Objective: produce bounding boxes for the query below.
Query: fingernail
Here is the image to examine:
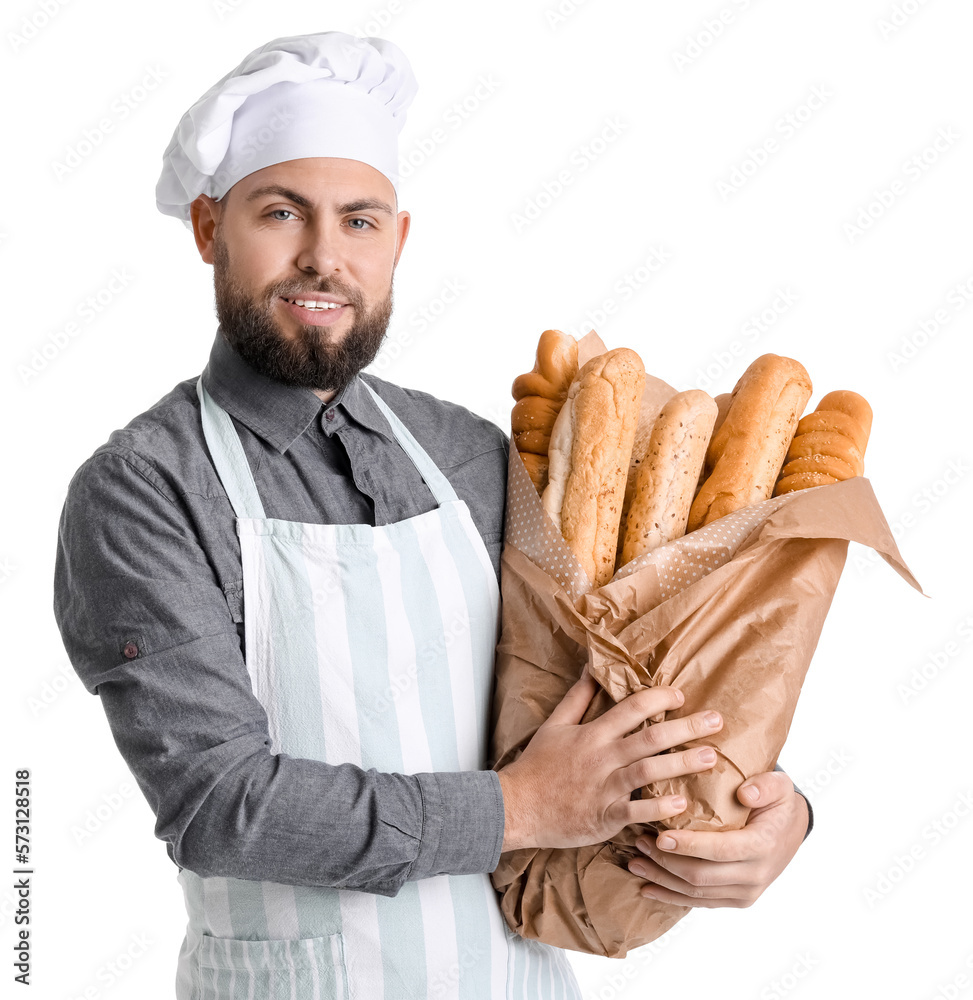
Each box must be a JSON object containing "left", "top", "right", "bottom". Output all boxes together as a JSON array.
[
  {"left": 658, "top": 835, "right": 676, "bottom": 850},
  {"left": 704, "top": 711, "right": 721, "bottom": 727},
  {"left": 671, "top": 796, "right": 686, "bottom": 810},
  {"left": 699, "top": 748, "right": 717, "bottom": 763},
  {"left": 742, "top": 784, "right": 760, "bottom": 804},
  {"left": 629, "top": 863, "right": 647, "bottom": 878},
  {"left": 641, "top": 887, "right": 657, "bottom": 899}
]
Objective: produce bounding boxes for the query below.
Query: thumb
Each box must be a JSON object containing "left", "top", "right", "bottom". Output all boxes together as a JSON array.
[
  {"left": 738, "top": 770, "right": 792, "bottom": 809},
  {"left": 542, "top": 666, "right": 598, "bottom": 728}
]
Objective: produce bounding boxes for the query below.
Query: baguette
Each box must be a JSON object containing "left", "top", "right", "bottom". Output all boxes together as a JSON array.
[
  {"left": 542, "top": 348, "right": 645, "bottom": 587},
  {"left": 687, "top": 354, "right": 812, "bottom": 530},
  {"left": 620, "top": 389, "right": 718, "bottom": 564}
]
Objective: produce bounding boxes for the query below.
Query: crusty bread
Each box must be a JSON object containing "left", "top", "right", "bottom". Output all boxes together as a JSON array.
[
  {"left": 511, "top": 330, "right": 579, "bottom": 492},
  {"left": 687, "top": 354, "right": 812, "bottom": 530},
  {"left": 774, "top": 389, "right": 872, "bottom": 495},
  {"left": 542, "top": 348, "right": 646, "bottom": 588},
  {"left": 620, "top": 389, "right": 718, "bottom": 564}
]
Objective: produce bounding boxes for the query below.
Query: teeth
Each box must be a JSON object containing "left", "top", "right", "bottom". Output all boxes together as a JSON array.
[{"left": 290, "top": 297, "right": 341, "bottom": 310}]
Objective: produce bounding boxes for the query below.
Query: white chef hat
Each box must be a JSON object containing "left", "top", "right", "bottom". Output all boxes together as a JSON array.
[{"left": 155, "top": 31, "right": 417, "bottom": 222}]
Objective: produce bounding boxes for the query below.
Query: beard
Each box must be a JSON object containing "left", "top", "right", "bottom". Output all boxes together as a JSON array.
[{"left": 212, "top": 230, "right": 393, "bottom": 393}]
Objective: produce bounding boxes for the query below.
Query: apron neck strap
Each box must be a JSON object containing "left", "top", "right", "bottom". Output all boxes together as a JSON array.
[
  {"left": 196, "top": 377, "right": 267, "bottom": 519},
  {"left": 359, "top": 380, "right": 458, "bottom": 506}
]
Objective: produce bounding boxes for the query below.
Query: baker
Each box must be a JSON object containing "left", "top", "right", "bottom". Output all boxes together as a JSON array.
[{"left": 53, "top": 31, "right": 812, "bottom": 999}]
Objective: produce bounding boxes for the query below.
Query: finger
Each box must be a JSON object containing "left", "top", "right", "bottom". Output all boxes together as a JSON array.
[
  {"left": 620, "top": 709, "right": 723, "bottom": 764},
  {"left": 633, "top": 833, "right": 752, "bottom": 888},
  {"left": 541, "top": 666, "right": 598, "bottom": 728},
  {"left": 635, "top": 826, "right": 754, "bottom": 864},
  {"left": 636, "top": 880, "right": 752, "bottom": 908},
  {"left": 736, "top": 769, "right": 793, "bottom": 810},
  {"left": 587, "top": 685, "right": 686, "bottom": 741},
  {"left": 609, "top": 744, "right": 718, "bottom": 801},
  {"left": 603, "top": 791, "right": 692, "bottom": 830},
  {"left": 628, "top": 848, "right": 748, "bottom": 899}
]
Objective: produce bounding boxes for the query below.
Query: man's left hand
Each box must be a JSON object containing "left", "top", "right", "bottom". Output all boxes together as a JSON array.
[{"left": 626, "top": 769, "right": 809, "bottom": 908}]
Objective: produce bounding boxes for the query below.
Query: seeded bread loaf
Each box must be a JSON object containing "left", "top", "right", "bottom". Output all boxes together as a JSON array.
[{"left": 542, "top": 348, "right": 646, "bottom": 587}]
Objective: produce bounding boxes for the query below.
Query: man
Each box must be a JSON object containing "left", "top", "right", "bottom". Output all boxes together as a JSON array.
[{"left": 53, "top": 32, "right": 810, "bottom": 999}]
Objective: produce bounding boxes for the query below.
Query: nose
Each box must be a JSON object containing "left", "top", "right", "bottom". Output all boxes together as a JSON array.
[{"left": 296, "top": 220, "right": 342, "bottom": 274}]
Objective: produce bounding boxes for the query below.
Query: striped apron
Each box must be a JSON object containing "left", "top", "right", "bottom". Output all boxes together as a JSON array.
[{"left": 175, "top": 376, "right": 581, "bottom": 999}]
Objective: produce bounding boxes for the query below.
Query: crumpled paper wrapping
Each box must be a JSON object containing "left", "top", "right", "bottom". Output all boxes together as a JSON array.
[{"left": 489, "top": 335, "right": 921, "bottom": 958}]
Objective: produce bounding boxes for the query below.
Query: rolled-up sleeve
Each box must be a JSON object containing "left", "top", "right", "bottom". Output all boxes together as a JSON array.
[{"left": 53, "top": 450, "right": 504, "bottom": 896}]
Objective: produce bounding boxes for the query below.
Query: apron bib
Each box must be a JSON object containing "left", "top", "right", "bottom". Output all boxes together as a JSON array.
[{"left": 175, "top": 377, "right": 580, "bottom": 999}]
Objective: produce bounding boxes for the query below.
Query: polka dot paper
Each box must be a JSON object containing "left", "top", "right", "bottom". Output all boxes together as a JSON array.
[
  {"left": 504, "top": 439, "right": 829, "bottom": 608},
  {"left": 505, "top": 443, "right": 592, "bottom": 603}
]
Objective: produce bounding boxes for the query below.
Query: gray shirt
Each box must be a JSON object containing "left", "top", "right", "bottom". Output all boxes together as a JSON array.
[{"left": 53, "top": 329, "right": 510, "bottom": 896}]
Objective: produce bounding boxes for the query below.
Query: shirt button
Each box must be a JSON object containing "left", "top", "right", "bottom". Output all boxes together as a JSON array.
[
  {"left": 325, "top": 409, "right": 335, "bottom": 422},
  {"left": 122, "top": 642, "right": 139, "bottom": 660}
]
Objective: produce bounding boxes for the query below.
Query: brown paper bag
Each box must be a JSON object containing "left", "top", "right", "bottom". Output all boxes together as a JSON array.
[{"left": 489, "top": 341, "right": 921, "bottom": 958}]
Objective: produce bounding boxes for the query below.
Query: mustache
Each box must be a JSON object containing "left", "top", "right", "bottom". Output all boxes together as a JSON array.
[{"left": 268, "top": 275, "right": 364, "bottom": 306}]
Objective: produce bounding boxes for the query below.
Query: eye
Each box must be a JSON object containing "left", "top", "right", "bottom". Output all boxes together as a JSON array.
[
  {"left": 267, "top": 208, "right": 297, "bottom": 222},
  {"left": 347, "top": 217, "right": 372, "bottom": 230}
]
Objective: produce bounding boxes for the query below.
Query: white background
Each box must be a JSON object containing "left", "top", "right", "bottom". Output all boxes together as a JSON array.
[{"left": 3, "top": 0, "right": 971, "bottom": 997}]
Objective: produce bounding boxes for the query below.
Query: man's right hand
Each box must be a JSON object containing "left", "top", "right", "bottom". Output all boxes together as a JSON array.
[{"left": 496, "top": 668, "right": 722, "bottom": 851}]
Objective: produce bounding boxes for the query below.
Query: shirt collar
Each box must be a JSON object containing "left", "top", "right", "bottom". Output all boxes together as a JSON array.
[{"left": 200, "top": 328, "right": 393, "bottom": 453}]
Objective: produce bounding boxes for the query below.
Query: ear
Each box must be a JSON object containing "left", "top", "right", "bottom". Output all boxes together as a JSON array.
[
  {"left": 392, "top": 209, "right": 410, "bottom": 271},
  {"left": 190, "top": 195, "right": 221, "bottom": 264}
]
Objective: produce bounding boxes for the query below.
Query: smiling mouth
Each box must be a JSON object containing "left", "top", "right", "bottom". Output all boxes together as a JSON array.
[{"left": 281, "top": 296, "right": 345, "bottom": 311}]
